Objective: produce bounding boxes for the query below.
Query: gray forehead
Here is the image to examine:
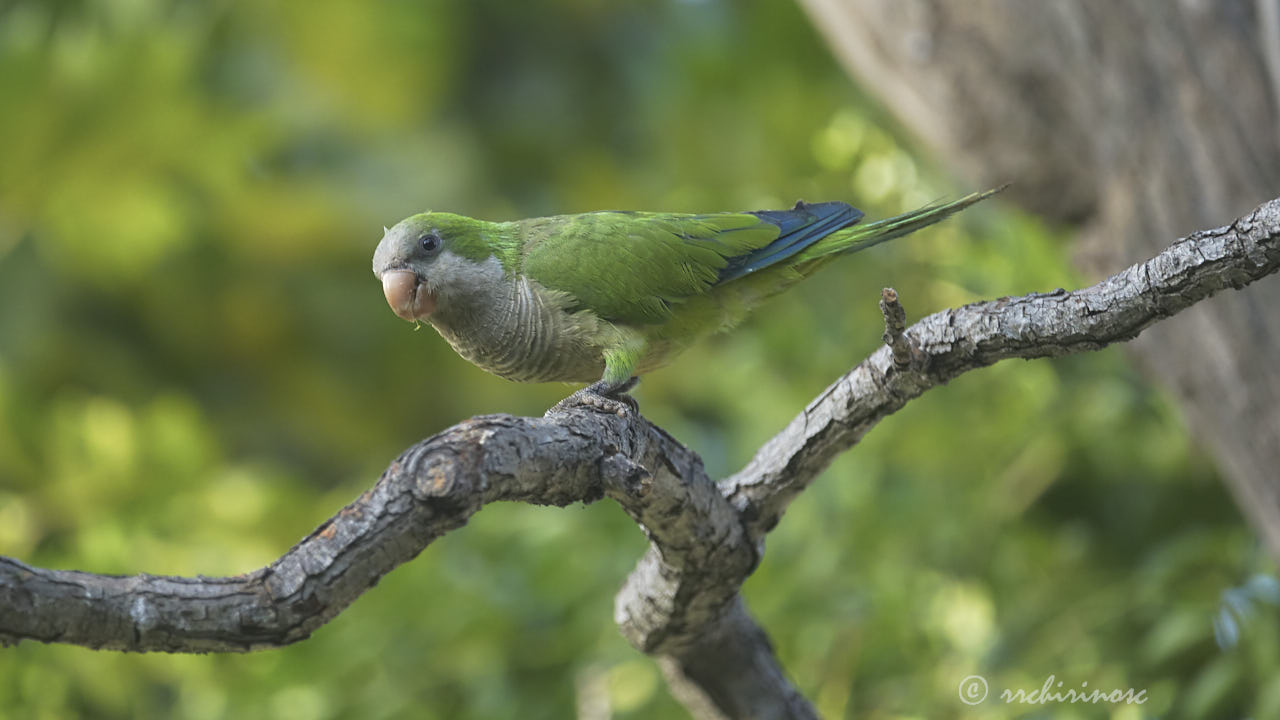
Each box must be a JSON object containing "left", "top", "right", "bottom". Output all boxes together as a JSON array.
[{"left": 372, "top": 225, "right": 416, "bottom": 274}]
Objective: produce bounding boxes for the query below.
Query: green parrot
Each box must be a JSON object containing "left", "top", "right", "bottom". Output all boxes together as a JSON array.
[{"left": 373, "top": 190, "right": 996, "bottom": 409}]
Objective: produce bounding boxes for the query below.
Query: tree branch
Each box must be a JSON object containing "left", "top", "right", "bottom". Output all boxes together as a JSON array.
[
  {"left": 721, "top": 197, "right": 1280, "bottom": 540},
  {"left": 879, "top": 286, "right": 914, "bottom": 371},
  {"left": 3, "top": 196, "right": 1279, "bottom": 719},
  {"left": 0, "top": 413, "right": 705, "bottom": 652}
]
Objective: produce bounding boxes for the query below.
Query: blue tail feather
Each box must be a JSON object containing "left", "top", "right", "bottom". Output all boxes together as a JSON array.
[{"left": 717, "top": 201, "right": 863, "bottom": 283}]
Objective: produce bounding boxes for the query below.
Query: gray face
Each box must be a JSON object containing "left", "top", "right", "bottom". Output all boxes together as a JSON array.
[
  {"left": 373, "top": 216, "right": 447, "bottom": 321},
  {"left": 372, "top": 215, "right": 442, "bottom": 279},
  {"left": 372, "top": 214, "right": 506, "bottom": 322}
]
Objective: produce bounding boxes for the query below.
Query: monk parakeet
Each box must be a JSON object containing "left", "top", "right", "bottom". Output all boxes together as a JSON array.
[{"left": 373, "top": 190, "right": 995, "bottom": 409}]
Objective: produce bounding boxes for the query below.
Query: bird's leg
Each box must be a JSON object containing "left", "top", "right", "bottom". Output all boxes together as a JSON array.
[{"left": 549, "top": 344, "right": 642, "bottom": 417}]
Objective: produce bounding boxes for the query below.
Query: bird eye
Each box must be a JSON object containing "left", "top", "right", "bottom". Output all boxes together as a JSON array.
[{"left": 419, "top": 232, "right": 442, "bottom": 253}]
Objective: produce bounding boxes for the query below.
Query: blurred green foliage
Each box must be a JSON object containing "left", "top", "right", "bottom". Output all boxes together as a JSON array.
[{"left": 0, "top": 0, "right": 1274, "bottom": 718}]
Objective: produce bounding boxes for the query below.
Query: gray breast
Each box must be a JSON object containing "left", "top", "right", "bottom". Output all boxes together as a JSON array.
[{"left": 427, "top": 257, "right": 605, "bottom": 384}]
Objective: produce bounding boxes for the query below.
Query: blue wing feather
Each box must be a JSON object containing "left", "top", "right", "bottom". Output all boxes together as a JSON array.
[{"left": 717, "top": 201, "right": 863, "bottom": 283}]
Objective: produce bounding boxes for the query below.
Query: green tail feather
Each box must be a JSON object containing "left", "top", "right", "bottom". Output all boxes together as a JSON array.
[{"left": 796, "top": 186, "right": 1004, "bottom": 263}]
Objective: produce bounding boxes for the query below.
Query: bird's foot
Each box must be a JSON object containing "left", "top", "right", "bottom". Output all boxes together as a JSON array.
[{"left": 549, "top": 377, "right": 639, "bottom": 418}]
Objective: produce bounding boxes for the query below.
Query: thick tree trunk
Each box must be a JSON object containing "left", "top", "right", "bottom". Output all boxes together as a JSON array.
[{"left": 800, "top": 0, "right": 1280, "bottom": 555}]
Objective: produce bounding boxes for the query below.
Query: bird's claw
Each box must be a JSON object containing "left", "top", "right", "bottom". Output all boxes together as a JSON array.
[{"left": 548, "top": 378, "right": 639, "bottom": 418}]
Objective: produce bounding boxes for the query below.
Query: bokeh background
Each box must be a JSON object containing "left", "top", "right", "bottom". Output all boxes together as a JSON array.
[{"left": 0, "top": 1, "right": 1276, "bottom": 718}]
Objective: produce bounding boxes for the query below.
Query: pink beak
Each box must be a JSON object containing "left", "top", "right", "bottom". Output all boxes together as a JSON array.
[{"left": 381, "top": 269, "right": 437, "bottom": 321}]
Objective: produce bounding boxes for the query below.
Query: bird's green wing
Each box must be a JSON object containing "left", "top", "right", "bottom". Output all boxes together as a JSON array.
[
  {"left": 518, "top": 211, "right": 774, "bottom": 324},
  {"left": 519, "top": 204, "right": 860, "bottom": 324}
]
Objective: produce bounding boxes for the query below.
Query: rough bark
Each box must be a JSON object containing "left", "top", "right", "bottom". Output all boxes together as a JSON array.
[
  {"left": 4, "top": 195, "right": 1279, "bottom": 718},
  {"left": 798, "top": 0, "right": 1280, "bottom": 556}
]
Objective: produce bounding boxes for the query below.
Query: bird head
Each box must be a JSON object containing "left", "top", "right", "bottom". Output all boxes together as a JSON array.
[{"left": 373, "top": 212, "right": 490, "bottom": 322}]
